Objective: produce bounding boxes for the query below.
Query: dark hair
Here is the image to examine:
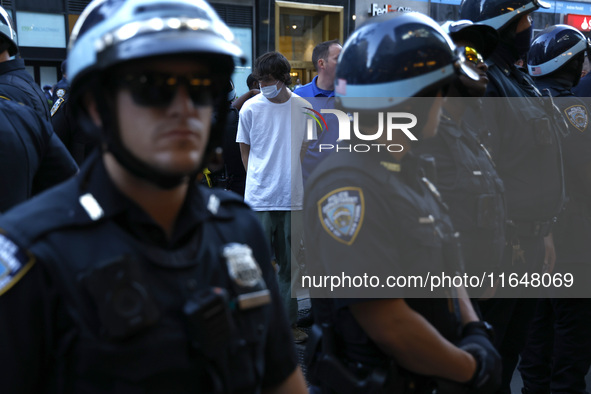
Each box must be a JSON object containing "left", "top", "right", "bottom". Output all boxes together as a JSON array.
[
  {"left": 253, "top": 51, "right": 291, "bottom": 85},
  {"left": 312, "top": 39, "right": 341, "bottom": 71},
  {"left": 246, "top": 73, "right": 257, "bottom": 90}
]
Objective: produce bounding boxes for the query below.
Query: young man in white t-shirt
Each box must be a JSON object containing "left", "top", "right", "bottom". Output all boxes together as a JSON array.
[{"left": 236, "top": 51, "right": 312, "bottom": 343}]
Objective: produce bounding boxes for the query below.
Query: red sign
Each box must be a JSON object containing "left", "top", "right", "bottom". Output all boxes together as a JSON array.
[{"left": 565, "top": 14, "right": 591, "bottom": 32}]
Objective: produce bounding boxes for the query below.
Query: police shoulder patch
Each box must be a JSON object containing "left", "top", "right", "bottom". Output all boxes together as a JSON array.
[
  {"left": 50, "top": 97, "right": 64, "bottom": 117},
  {"left": 318, "top": 187, "right": 365, "bottom": 245},
  {"left": 56, "top": 88, "right": 66, "bottom": 98},
  {"left": 564, "top": 105, "right": 588, "bottom": 132},
  {"left": 0, "top": 233, "right": 35, "bottom": 296}
]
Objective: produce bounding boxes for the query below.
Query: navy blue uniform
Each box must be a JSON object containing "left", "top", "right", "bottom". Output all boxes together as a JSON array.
[
  {"left": 0, "top": 58, "right": 51, "bottom": 121},
  {"left": 478, "top": 54, "right": 565, "bottom": 394},
  {"left": 51, "top": 77, "right": 69, "bottom": 104},
  {"left": 50, "top": 89, "right": 95, "bottom": 165},
  {"left": 0, "top": 99, "right": 77, "bottom": 212},
  {"left": 304, "top": 149, "right": 465, "bottom": 392},
  {"left": 519, "top": 78, "right": 591, "bottom": 394},
  {"left": 414, "top": 112, "right": 506, "bottom": 297},
  {"left": 0, "top": 154, "right": 297, "bottom": 393}
]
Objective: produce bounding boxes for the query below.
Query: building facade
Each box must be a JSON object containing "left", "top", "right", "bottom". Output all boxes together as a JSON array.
[{"left": 7, "top": 0, "right": 591, "bottom": 94}]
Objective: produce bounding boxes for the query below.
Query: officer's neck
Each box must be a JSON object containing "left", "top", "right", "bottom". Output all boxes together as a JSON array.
[{"left": 103, "top": 153, "right": 188, "bottom": 239}]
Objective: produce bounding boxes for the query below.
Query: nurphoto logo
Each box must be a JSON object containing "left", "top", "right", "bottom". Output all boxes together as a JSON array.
[{"left": 305, "top": 108, "right": 418, "bottom": 153}]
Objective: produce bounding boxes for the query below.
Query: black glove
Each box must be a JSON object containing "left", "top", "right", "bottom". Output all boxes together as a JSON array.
[{"left": 458, "top": 321, "right": 502, "bottom": 394}]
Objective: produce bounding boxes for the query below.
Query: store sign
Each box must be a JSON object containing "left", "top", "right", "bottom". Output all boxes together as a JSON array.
[
  {"left": 16, "top": 12, "right": 66, "bottom": 48},
  {"left": 565, "top": 14, "right": 591, "bottom": 32},
  {"left": 368, "top": 3, "right": 412, "bottom": 16}
]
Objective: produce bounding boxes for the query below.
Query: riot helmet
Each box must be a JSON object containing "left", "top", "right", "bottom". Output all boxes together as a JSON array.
[
  {"left": 335, "top": 12, "right": 478, "bottom": 112},
  {"left": 459, "top": 0, "right": 549, "bottom": 32},
  {"left": 0, "top": 6, "right": 17, "bottom": 56},
  {"left": 67, "top": 0, "right": 245, "bottom": 189},
  {"left": 527, "top": 25, "right": 590, "bottom": 81},
  {"left": 441, "top": 20, "right": 499, "bottom": 59}
]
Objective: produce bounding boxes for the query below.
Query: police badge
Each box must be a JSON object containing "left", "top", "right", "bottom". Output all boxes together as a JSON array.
[
  {"left": 223, "top": 243, "right": 263, "bottom": 288},
  {"left": 564, "top": 105, "right": 588, "bottom": 132},
  {"left": 222, "top": 243, "right": 270, "bottom": 309}
]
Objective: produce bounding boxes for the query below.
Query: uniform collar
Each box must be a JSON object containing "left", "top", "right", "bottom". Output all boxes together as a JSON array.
[
  {"left": 78, "top": 153, "right": 210, "bottom": 249},
  {"left": 0, "top": 58, "right": 25, "bottom": 75}
]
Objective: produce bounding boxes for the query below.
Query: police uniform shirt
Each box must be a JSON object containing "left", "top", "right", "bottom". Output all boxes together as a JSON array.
[
  {"left": 305, "top": 148, "right": 462, "bottom": 366},
  {"left": 482, "top": 55, "right": 564, "bottom": 224},
  {"left": 413, "top": 114, "right": 505, "bottom": 280},
  {"left": 0, "top": 99, "right": 77, "bottom": 212},
  {"left": 0, "top": 154, "right": 297, "bottom": 393},
  {"left": 0, "top": 58, "right": 51, "bottom": 121},
  {"left": 538, "top": 78, "right": 591, "bottom": 265}
]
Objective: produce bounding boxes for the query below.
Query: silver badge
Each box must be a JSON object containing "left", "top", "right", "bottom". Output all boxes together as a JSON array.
[{"left": 223, "top": 243, "right": 262, "bottom": 288}]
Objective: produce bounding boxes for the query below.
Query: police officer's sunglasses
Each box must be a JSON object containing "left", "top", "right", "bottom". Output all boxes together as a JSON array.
[
  {"left": 115, "top": 72, "right": 216, "bottom": 108},
  {"left": 462, "top": 46, "right": 484, "bottom": 66}
]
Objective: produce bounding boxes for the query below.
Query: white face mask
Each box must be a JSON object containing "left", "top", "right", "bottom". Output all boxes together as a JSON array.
[{"left": 259, "top": 81, "right": 282, "bottom": 99}]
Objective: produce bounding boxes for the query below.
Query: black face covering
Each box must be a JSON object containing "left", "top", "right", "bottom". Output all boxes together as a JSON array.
[
  {"left": 495, "top": 19, "right": 532, "bottom": 65},
  {"left": 514, "top": 25, "right": 533, "bottom": 60}
]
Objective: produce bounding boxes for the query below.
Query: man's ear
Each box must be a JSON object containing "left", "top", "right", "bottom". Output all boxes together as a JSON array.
[
  {"left": 317, "top": 58, "right": 325, "bottom": 70},
  {"left": 84, "top": 92, "right": 102, "bottom": 127}
]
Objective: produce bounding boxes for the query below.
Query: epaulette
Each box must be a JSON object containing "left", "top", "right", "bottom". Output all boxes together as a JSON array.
[{"left": 198, "top": 185, "right": 249, "bottom": 219}]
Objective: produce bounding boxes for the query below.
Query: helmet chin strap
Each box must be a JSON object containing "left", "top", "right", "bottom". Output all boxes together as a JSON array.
[
  {"left": 89, "top": 75, "right": 229, "bottom": 190},
  {"left": 94, "top": 91, "right": 197, "bottom": 190},
  {"left": 107, "top": 137, "right": 195, "bottom": 189}
]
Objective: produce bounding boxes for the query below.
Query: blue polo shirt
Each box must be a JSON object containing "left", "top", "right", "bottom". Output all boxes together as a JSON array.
[{"left": 293, "top": 76, "right": 335, "bottom": 98}]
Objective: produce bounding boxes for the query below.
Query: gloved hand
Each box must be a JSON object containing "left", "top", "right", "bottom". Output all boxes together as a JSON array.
[{"left": 458, "top": 322, "right": 502, "bottom": 394}]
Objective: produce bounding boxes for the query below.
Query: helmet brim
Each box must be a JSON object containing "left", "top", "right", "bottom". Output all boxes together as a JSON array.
[
  {"left": 450, "top": 24, "right": 499, "bottom": 59},
  {"left": 98, "top": 29, "right": 245, "bottom": 72}
]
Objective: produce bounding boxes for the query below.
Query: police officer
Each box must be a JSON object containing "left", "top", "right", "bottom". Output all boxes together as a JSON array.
[
  {"left": 0, "top": 6, "right": 51, "bottom": 121},
  {"left": 221, "top": 80, "right": 246, "bottom": 196},
  {"left": 460, "top": 0, "right": 566, "bottom": 391},
  {"left": 414, "top": 21, "right": 505, "bottom": 298},
  {"left": 0, "top": 0, "right": 306, "bottom": 392},
  {"left": 52, "top": 60, "right": 69, "bottom": 104},
  {"left": 0, "top": 98, "right": 77, "bottom": 212},
  {"left": 518, "top": 25, "right": 591, "bottom": 394},
  {"left": 304, "top": 12, "right": 501, "bottom": 394},
  {"left": 51, "top": 85, "right": 96, "bottom": 165}
]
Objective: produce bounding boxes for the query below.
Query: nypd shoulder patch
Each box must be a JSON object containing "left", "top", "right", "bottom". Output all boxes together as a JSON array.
[
  {"left": 50, "top": 97, "right": 65, "bottom": 117},
  {"left": 0, "top": 233, "right": 35, "bottom": 296},
  {"left": 564, "top": 105, "right": 588, "bottom": 132},
  {"left": 318, "top": 187, "right": 365, "bottom": 245},
  {"left": 56, "top": 88, "right": 66, "bottom": 98}
]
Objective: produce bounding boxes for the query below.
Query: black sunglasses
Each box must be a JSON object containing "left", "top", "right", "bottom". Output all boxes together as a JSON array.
[{"left": 114, "top": 72, "right": 216, "bottom": 108}]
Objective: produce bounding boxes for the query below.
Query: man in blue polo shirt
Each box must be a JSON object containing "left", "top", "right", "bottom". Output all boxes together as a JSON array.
[{"left": 294, "top": 39, "right": 341, "bottom": 184}]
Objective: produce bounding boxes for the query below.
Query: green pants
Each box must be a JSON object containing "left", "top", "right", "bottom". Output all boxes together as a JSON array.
[{"left": 255, "top": 211, "right": 302, "bottom": 326}]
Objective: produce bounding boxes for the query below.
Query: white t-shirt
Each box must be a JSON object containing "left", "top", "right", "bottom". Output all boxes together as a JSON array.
[{"left": 236, "top": 92, "right": 313, "bottom": 211}]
